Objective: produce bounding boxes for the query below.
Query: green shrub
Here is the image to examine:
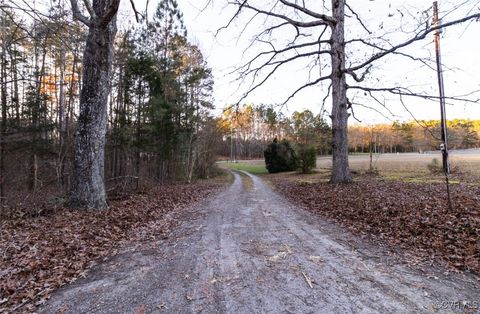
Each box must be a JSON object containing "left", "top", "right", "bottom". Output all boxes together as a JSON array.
[
  {"left": 296, "top": 145, "right": 317, "bottom": 173},
  {"left": 264, "top": 138, "right": 298, "bottom": 173}
]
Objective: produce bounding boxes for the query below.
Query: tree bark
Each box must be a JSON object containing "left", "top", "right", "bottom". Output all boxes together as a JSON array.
[
  {"left": 0, "top": 31, "right": 6, "bottom": 204},
  {"left": 10, "top": 49, "right": 19, "bottom": 123},
  {"left": 57, "top": 48, "right": 67, "bottom": 188},
  {"left": 68, "top": 2, "right": 119, "bottom": 209},
  {"left": 330, "top": 0, "right": 352, "bottom": 183}
]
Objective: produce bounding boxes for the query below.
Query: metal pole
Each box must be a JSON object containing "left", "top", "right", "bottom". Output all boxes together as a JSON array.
[{"left": 433, "top": 1, "right": 453, "bottom": 211}]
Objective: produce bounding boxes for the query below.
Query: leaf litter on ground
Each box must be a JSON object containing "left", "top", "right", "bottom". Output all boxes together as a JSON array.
[
  {"left": 0, "top": 180, "right": 224, "bottom": 313},
  {"left": 272, "top": 176, "right": 480, "bottom": 277}
]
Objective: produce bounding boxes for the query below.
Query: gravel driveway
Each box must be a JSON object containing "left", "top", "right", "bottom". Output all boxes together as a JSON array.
[{"left": 41, "top": 171, "right": 480, "bottom": 313}]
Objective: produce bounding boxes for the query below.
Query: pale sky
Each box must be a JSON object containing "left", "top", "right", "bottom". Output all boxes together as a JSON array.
[{"left": 121, "top": 0, "right": 480, "bottom": 123}]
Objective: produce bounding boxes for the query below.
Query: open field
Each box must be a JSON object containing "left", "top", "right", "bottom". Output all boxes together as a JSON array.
[
  {"left": 222, "top": 149, "right": 480, "bottom": 183},
  {"left": 319, "top": 149, "right": 480, "bottom": 176},
  {"left": 219, "top": 160, "right": 269, "bottom": 175}
]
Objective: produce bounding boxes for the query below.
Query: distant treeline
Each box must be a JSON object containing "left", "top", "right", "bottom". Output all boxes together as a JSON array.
[
  {"left": 217, "top": 104, "right": 331, "bottom": 159},
  {"left": 349, "top": 119, "right": 480, "bottom": 153},
  {"left": 216, "top": 103, "right": 479, "bottom": 159}
]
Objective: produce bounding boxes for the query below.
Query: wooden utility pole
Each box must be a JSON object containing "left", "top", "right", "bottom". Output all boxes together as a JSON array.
[{"left": 433, "top": 1, "right": 452, "bottom": 210}]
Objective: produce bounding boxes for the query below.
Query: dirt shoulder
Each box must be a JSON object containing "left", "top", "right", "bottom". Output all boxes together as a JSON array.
[
  {"left": 0, "top": 176, "right": 229, "bottom": 313},
  {"left": 268, "top": 172, "right": 480, "bottom": 277}
]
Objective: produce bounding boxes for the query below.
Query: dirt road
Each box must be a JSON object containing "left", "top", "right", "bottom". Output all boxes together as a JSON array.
[{"left": 42, "top": 172, "right": 479, "bottom": 313}]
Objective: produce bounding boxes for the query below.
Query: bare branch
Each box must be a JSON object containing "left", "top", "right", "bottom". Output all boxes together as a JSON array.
[
  {"left": 348, "top": 85, "right": 480, "bottom": 103},
  {"left": 350, "top": 101, "right": 392, "bottom": 121},
  {"left": 99, "top": 0, "right": 121, "bottom": 28},
  {"left": 281, "top": 75, "right": 331, "bottom": 105},
  {"left": 397, "top": 94, "right": 440, "bottom": 140},
  {"left": 278, "top": 0, "right": 336, "bottom": 25},
  {"left": 240, "top": 50, "right": 331, "bottom": 90},
  {"left": 82, "top": 0, "right": 95, "bottom": 18},
  {"left": 237, "top": 51, "right": 329, "bottom": 103},
  {"left": 240, "top": 2, "right": 331, "bottom": 28},
  {"left": 346, "top": 38, "right": 436, "bottom": 71},
  {"left": 2, "top": 1, "right": 78, "bottom": 51},
  {"left": 129, "top": 0, "right": 143, "bottom": 23},
  {"left": 70, "top": 0, "right": 90, "bottom": 26},
  {"left": 347, "top": 11, "right": 480, "bottom": 72},
  {"left": 345, "top": 65, "right": 372, "bottom": 82},
  {"left": 320, "top": 82, "right": 332, "bottom": 119},
  {"left": 216, "top": 0, "right": 247, "bottom": 35},
  {"left": 344, "top": 2, "right": 371, "bottom": 34},
  {"left": 346, "top": 98, "right": 362, "bottom": 123},
  {"left": 235, "top": 40, "right": 330, "bottom": 76}
]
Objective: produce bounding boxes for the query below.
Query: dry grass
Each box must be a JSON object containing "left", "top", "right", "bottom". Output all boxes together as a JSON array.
[
  {"left": 320, "top": 151, "right": 480, "bottom": 174},
  {"left": 235, "top": 150, "right": 480, "bottom": 184}
]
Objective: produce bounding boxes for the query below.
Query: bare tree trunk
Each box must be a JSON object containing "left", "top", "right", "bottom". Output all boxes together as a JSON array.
[
  {"left": 135, "top": 81, "right": 142, "bottom": 189},
  {"left": 0, "top": 34, "right": 6, "bottom": 204},
  {"left": 66, "top": 50, "right": 78, "bottom": 136},
  {"left": 57, "top": 48, "right": 67, "bottom": 188},
  {"left": 369, "top": 128, "right": 373, "bottom": 172},
  {"left": 186, "top": 132, "right": 196, "bottom": 183},
  {"left": 68, "top": 4, "right": 119, "bottom": 209},
  {"left": 10, "top": 50, "right": 19, "bottom": 123},
  {"left": 330, "top": 0, "right": 352, "bottom": 183},
  {"left": 28, "top": 154, "right": 38, "bottom": 191},
  {"left": 28, "top": 37, "right": 48, "bottom": 192}
]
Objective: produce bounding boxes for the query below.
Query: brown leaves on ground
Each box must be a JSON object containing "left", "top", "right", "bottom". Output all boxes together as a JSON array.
[
  {"left": 272, "top": 176, "right": 480, "bottom": 275},
  {"left": 0, "top": 181, "right": 223, "bottom": 313}
]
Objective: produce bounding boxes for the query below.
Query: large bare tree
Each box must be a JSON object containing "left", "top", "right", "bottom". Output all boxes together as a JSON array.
[
  {"left": 222, "top": 0, "right": 480, "bottom": 183},
  {"left": 68, "top": 0, "right": 120, "bottom": 209}
]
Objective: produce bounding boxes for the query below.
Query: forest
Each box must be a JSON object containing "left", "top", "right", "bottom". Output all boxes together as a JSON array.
[{"left": 0, "top": 1, "right": 222, "bottom": 212}]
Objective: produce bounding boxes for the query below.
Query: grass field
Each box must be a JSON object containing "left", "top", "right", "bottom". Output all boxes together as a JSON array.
[
  {"left": 220, "top": 149, "right": 480, "bottom": 183},
  {"left": 219, "top": 161, "right": 269, "bottom": 175},
  {"left": 318, "top": 150, "right": 480, "bottom": 174}
]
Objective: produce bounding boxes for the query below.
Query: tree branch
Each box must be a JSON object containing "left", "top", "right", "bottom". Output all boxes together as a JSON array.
[
  {"left": 240, "top": 2, "right": 331, "bottom": 28},
  {"left": 235, "top": 40, "right": 330, "bottom": 76},
  {"left": 348, "top": 85, "right": 480, "bottom": 103},
  {"left": 278, "top": 0, "right": 336, "bottom": 25},
  {"left": 344, "top": 2, "right": 371, "bottom": 34},
  {"left": 70, "top": 0, "right": 90, "bottom": 26},
  {"left": 345, "top": 65, "right": 372, "bottom": 82},
  {"left": 82, "top": 0, "right": 95, "bottom": 18},
  {"left": 99, "top": 0, "right": 121, "bottom": 28},
  {"left": 281, "top": 75, "right": 331, "bottom": 105},
  {"left": 347, "top": 11, "right": 480, "bottom": 72},
  {"left": 129, "top": 0, "right": 143, "bottom": 23}
]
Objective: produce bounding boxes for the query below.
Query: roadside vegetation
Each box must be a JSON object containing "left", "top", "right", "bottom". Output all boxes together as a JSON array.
[
  {"left": 0, "top": 176, "right": 229, "bottom": 312},
  {"left": 270, "top": 171, "right": 480, "bottom": 275}
]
